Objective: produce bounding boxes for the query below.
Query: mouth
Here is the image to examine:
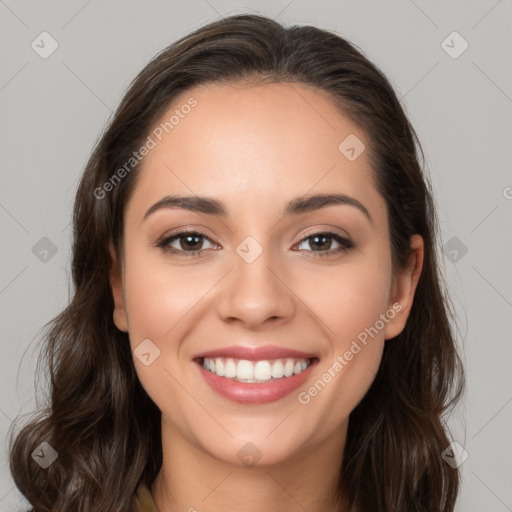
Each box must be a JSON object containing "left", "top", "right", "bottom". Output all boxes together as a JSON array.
[{"left": 193, "top": 354, "right": 320, "bottom": 404}]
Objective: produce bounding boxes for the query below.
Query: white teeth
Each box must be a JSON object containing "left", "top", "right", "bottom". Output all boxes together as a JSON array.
[
  {"left": 215, "top": 359, "right": 224, "bottom": 377},
  {"left": 201, "top": 357, "right": 313, "bottom": 383},
  {"left": 254, "top": 361, "right": 272, "bottom": 381},
  {"left": 224, "top": 358, "right": 237, "bottom": 378},
  {"left": 236, "top": 360, "right": 254, "bottom": 380},
  {"left": 271, "top": 360, "right": 284, "bottom": 378},
  {"left": 284, "top": 359, "right": 294, "bottom": 377}
]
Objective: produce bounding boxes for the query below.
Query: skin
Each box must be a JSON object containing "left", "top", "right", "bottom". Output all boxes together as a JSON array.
[{"left": 109, "top": 81, "right": 424, "bottom": 511}]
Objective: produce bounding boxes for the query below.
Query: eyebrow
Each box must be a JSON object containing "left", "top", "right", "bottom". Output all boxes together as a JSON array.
[{"left": 143, "top": 193, "right": 373, "bottom": 224}]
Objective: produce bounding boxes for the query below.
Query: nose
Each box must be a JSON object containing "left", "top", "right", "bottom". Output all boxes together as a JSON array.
[{"left": 215, "top": 245, "right": 296, "bottom": 329}]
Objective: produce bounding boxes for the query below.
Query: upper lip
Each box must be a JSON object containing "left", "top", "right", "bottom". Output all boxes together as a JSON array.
[{"left": 193, "top": 344, "right": 318, "bottom": 362}]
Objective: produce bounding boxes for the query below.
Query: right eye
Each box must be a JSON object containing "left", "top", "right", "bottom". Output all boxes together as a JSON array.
[{"left": 157, "top": 230, "right": 219, "bottom": 257}]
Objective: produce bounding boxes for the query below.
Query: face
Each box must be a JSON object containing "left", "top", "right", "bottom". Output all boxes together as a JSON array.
[{"left": 109, "top": 81, "right": 423, "bottom": 468}]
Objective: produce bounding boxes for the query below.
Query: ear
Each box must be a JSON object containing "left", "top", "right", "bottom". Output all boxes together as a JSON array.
[
  {"left": 384, "top": 234, "right": 424, "bottom": 340},
  {"left": 109, "top": 242, "right": 129, "bottom": 332}
]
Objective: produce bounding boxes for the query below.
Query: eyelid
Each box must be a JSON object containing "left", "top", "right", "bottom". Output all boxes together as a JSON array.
[
  {"left": 156, "top": 226, "right": 216, "bottom": 243},
  {"left": 298, "top": 225, "right": 352, "bottom": 243}
]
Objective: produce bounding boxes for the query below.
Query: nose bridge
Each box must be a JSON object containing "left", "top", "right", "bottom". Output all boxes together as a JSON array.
[{"left": 215, "top": 235, "right": 295, "bottom": 327}]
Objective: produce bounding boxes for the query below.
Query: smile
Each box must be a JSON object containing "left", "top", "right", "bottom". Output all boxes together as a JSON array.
[{"left": 195, "top": 356, "right": 319, "bottom": 404}]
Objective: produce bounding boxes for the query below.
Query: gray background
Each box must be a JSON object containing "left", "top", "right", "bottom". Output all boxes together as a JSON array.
[{"left": 1, "top": 1, "right": 511, "bottom": 510}]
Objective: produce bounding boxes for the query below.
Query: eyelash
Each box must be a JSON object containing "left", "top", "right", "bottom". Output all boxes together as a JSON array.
[{"left": 156, "top": 229, "right": 354, "bottom": 258}]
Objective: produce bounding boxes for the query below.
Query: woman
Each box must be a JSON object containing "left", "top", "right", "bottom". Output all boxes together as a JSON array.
[{"left": 9, "top": 13, "right": 465, "bottom": 512}]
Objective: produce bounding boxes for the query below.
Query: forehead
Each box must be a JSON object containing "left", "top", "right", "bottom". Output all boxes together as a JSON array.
[{"left": 126, "top": 81, "right": 386, "bottom": 225}]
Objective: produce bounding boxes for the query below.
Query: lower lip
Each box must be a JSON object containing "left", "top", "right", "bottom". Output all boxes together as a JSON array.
[{"left": 195, "top": 359, "right": 318, "bottom": 404}]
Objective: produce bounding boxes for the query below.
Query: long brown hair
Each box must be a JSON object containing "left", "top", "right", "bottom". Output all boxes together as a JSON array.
[{"left": 9, "top": 13, "right": 464, "bottom": 511}]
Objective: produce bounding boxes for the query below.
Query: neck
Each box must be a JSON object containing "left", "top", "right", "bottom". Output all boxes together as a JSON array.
[{"left": 151, "top": 418, "right": 348, "bottom": 512}]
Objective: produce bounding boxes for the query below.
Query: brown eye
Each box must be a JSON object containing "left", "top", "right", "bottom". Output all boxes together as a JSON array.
[
  {"left": 157, "top": 231, "right": 218, "bottom": 256},
  {"left": 296, "top": 232, "right": 354, "bottom": 257},
  {"left": 176, "top": 233, "right": 204, "bottom": 251}
]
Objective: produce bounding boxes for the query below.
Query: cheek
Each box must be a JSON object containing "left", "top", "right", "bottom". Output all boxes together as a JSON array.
[
  {"left": 121, "top": 252, "right": 212, "bottom": 433},
  {"left": 294, "top": 251, "right": 391, "bottom": 412},
  {"left": 123, "top": 253, "right": 211, "bottom": 342},
  {"left": 300, "top": 253, "right": 393, "bottom": 346}
]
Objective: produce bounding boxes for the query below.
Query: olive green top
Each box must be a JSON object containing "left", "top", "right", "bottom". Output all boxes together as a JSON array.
[{"left": 135, "top": 482, "right": 160, "bottom": 512}]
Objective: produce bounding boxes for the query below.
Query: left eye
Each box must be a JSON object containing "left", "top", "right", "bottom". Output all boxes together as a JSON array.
[{"left": 295, "top": 233, "right": 353, "bottom": 255}]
